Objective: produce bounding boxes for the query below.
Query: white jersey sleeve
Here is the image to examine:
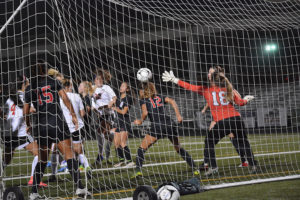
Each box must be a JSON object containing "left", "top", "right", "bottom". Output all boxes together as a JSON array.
[
  {"left": 78, "top": 94, "right": 84, "bottom": 111},
  {"left": 60, "top": 93, "right": 84, "bottom": 133},
  {"left": 5, "top": 98, "right": 27, "bottom": 137},
  {"left": 102, "top": 85, "right": 116, "bottom": 99}
]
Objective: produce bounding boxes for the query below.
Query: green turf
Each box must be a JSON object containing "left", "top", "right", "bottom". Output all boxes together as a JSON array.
[
  {"left": 181, "top": 179, "right": 300, "bottom": 200},
  {"left": 2, "top": 134, "right": 300, "bottom": 199}
]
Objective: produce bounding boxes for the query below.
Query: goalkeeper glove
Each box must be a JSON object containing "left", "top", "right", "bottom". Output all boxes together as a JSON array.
[
  {"left": 243, "top": 95, "right": 255, "bottom": 102},
  {"left": 162, "top": 71, "right": 179, "bottom": 84}
]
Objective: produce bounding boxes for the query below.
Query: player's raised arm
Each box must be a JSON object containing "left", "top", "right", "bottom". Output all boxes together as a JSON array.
[
  {"left": 162, "top": 71, "right": 205, "bottom": 94},
  {"left": 165, "top": 97, "right": 182, "bottom": 123}
]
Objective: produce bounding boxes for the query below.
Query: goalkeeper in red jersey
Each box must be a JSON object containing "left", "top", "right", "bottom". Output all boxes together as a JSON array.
[{"left": 162, "top": 66, "right": 257, "bottom": 176}]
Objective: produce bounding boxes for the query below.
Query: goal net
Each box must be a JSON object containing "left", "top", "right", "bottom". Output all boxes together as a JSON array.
[{"left": 0, "top": 0, "right": 300, "bottom": 199}]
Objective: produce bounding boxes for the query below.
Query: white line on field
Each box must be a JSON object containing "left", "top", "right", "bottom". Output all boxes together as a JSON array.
[{"left": 3, "top": 150, "right": 300, "bottom": 181}]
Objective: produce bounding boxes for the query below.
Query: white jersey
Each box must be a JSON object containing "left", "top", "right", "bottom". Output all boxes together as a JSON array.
[
  {"left": 5, "top": 98, "right": 27, "bottom": 137},
  {"left": 60, "top": 92, "right": 84, "bottom": 133},
  {"left": 92, "top": 85, "right": 116, "bottom": 115}
]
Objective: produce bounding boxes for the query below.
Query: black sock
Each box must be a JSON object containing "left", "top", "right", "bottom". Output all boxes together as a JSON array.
[
  {"left": 136, "top": 147, "right": 146, "bottom": 170},
  {"left": 124, "top": 146, "right": 132, "bottom": 161},
  {"left": 231, "top": 138, "right": 246, "bottom": 163},
  {"left": 32, "top": 161, "right": 47, "bottom": 193},
  {"left": 178, "top": 148, "right": 196, "bottom": 169},
  {"left": 67, "top": 159, "right": 83, "bottom": 189},
  {"left": 117, "top": 147, "right": 124, "bottom": 161}
]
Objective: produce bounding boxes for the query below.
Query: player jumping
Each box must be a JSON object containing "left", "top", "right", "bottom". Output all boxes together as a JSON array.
[
  {"left": 162, "top": 66, "right": 257, "bottom": 176},
  {"left": 131, "top": 82, "right": 198, "bottom": 178}
]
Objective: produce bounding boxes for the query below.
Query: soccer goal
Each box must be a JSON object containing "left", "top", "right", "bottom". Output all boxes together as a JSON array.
[{"left": 0, "top": 0, "right": 300, "bottom": 199}]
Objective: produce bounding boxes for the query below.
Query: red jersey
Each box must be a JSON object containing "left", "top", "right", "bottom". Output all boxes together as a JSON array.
[{"left": 178, "top": 80, "right": 247, "bottom": 122}]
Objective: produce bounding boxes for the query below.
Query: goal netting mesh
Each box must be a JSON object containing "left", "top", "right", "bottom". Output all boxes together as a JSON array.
[{"left": 1, "top": 0, "right": 300, "bottom": 199}]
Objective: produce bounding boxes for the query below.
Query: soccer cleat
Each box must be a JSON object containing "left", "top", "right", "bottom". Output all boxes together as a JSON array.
[
  {"left": 199, "top": 162, "right": 209, "bottom": 171},
  {"left": 28, "top": 176, "right": 48, "bottom": 187},
  {"left": 124, "top": 161, "right": 135, "bottom": 168},
  {"left": 47, "top": 175, "right": 57, "bottom": 182},
  {"left": 76, "top": 188, "right": 91, "bottom": 196},
  {"left": 79, "top": 165, "right": 84, "bottom": 171},
  {"left": 131, "top": 170, "right": 143, "bottom": 179},
  {"left": 57, "top": 166, "right": 67, "bottom": 172},
  {"left": 193, "top": 169, "right": 200, "bottom": 176},
  {"left": 238, "top": 161, "right": 249, "bottom": 167},
  {"left": 29, "top": 193, "right": 42, "bottom": 200},
  {"left": 39, "top": 182, "right": 48, "bottom": 187},
  {"left": 46, "top": 161, "right": 51, "bottom": 167},
  {"left": 28, "top": 176, "right": 33, "bottom": 185},
  {"left": 60, "top": 160, "right": 67, "bottom": 167},
  {"left": 204, "top": 167, "right": 219, "bottom": 176},
  {"left": 113, "top": 161, "right": 125, "bottom": 168}
]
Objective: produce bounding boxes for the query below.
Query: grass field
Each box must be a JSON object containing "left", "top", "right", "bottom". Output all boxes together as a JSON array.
[{"left": 2, "top": 133, "right": 300, "bottom": 199}]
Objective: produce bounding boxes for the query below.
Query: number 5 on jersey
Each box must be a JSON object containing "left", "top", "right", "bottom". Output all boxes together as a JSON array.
[{"left": 38, "top": 85, "right": 54, "bottom": 105}]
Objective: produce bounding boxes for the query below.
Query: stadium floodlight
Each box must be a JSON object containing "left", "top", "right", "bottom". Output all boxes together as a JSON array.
[{"left": 265, "top": 43, "right": 278, "bottom": 52}]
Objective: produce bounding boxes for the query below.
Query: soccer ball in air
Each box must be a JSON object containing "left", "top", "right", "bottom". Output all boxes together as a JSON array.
[
  {"left": 137, "top": 68, "right": 152, "bottom": 82},
  {"left": 157, "top": 185, "right": 180, "bottom": 200}
]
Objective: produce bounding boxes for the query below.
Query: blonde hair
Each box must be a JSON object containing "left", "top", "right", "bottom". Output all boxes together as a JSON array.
[
  {"left": 48, "top": 68, "right": 63, "bottom": 79},
  {"left": 95, "top": 69, "right": 112, "bottom": 84},
  {"left": 81, "top": 81, "right": 95, "bottom": 96},
  {"left": 143, "top": 82, "right": 157, "bottom": 99}
]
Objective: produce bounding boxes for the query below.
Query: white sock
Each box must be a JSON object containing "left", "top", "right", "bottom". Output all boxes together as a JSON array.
[
  {"left": 31, "top": 156, "right": 38, "bottom": 177},
  {"left": 78, "top": 154, "right": 90, "bottom": 168}
]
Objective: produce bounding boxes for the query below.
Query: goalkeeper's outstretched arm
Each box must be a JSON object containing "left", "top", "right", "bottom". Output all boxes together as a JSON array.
[{"left": 162, "top": 71, "right": 205, "bottom": 94}]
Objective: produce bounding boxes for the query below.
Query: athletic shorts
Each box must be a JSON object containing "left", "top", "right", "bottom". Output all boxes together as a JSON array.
[
  {"left": 210, "top": 116, "right": 247, "bottom": 139},
  {"left": 148, "top": 122, "right": 178, "bottom": 139},
  {"left": 115, "top": 118, "right": 132, "bottom": 133},
  {"left": 3, "top": 135, "right": 34, "bottom": 151},
  {"left": 72, "top": 129, "right": 82, "bottom": 143},
  {"left": 98, "top": 114, "right": 114, "bottom": 125},
  {"left": 34, "top": 123, "right": 71, "bottom": 147}
]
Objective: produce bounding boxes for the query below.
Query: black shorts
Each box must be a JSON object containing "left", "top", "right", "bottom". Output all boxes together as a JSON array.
[
  {"left": 99, "top": 114, "right": 114, "bottom": 123},
  {"left": 148, "top": 122, "right": 178, "bottom": 139},
  {"left": 34, "top": 123, "right": 71, "bottom": 147},
  {"left": 115, "top": 118, "right": 132, "bottom": 133},
  {"left": 72, "top": 129, "right": 82, "bottom": 142},
  {"left": 3, "top": 135, "right": 33, "bottom": 151},
  {"left": 210, "top": 116, "right": 247, "bottom": 139}
]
